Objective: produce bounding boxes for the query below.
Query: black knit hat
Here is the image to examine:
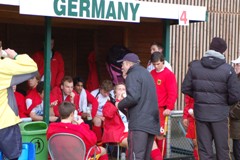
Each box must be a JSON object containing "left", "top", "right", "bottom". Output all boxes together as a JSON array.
[{"left": 209, "top": 37, "right": 227, "bottom": 54}]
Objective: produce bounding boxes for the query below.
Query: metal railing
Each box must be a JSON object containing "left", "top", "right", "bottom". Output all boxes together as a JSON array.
[{"left": 165, "top": 110, "right": 194, "bottom": 159}]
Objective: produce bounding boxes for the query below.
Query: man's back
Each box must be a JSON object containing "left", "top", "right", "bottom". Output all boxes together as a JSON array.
[
  {"left": 182, "top": 51, "right": 240, "bottom": 121},
  {"left": 47, "top": 122, "right": 97, "bottom": 152}
]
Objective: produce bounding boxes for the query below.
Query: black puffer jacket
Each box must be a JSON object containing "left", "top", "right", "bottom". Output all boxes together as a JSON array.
[
  {"left": 118, "top": 64, "right": 160, "bottom": 135},
  {"left": 182, "top": 50, "right": 240, "bottom": 122}
]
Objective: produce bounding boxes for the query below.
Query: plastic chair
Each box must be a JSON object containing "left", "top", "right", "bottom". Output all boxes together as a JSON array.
[
  {"left": 48, "top": 133, "right": 86, "bottom": 160},
  {"left": 0, "top": 143, "right": 35, "bottom": 160},
  {"left": 19, "top": 143, "right": 35, "bottom": 160}
]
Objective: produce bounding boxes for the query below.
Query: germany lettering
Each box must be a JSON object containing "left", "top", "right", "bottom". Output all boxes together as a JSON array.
[{"left": 53, "top": 0, "right": 140, "bottom": 22}]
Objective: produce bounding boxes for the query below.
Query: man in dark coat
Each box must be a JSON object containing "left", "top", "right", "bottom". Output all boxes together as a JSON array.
[
  {"left": 116, "top": 53, "right": 160, "bottom": 160},
  {"left": 182, "top": 37, "right": 240, "bottom": 160}
]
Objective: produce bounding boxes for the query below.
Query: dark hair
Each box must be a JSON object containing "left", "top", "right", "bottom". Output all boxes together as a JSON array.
[
  {"left": 58, "top": 102, "right": 75, "bottom": 119},
  {"left": 73, "top": 76, "right": 85, "bottom": 86},
  {"left": 100, "top": 80, "right": 113, "bottom": 92},
  {"left": 36, "top": 81, "right": 44, "bottom": 94},
  {"left": 151, "top": 42, "right": 163, "bottom": 50},
  {"left": 61, "top": 76, "right": 73, "bottom": 85},
  {"left": 151, "top": 52, "right": 165, "bottom": 63}
]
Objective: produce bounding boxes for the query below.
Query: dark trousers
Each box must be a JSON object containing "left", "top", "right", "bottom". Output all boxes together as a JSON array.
[
  {"left": 127, "top": 130, "right": 154, "bottom": 160},
  {"left": 195, "top": 118, "right": 231, "bottom": 160},
  {"left": 0, "top": 124, "right": 22, "bottom": 159},
  {"left": 233, "top": 139, "right": 240, "bottom": 160}
]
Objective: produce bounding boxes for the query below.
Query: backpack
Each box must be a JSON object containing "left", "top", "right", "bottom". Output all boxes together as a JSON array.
[{"left": 106, "top": 45, "right": 131, "bottom": 85}]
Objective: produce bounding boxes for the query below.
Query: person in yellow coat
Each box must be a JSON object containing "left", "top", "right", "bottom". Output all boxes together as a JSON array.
[{"left": 0, "top": 45, "right": 38, "bottom": 160}]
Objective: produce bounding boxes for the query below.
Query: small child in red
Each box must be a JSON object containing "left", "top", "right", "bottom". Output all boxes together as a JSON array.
[
  {"left": 182, "top": 95, "right": 199, "bottom": 160},
  {"left": 102, "top": 83, "right": 162, "bottom": 160}
]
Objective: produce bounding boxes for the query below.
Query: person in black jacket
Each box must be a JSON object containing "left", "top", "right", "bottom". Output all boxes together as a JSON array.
[
  {"left": 182, "top": 37, "right": 240, "bottom": 160},
  {"left": 116, "top": 53, "right": 160, "bottom": 160}
]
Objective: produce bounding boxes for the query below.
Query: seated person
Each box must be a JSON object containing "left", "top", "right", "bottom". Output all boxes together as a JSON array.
[
  {"left": 27, "top": 72, "right": 41, "bottom": 94},
  {"left": 91, "top": 80, "right": 114, "bottom": 143},
  {"left": 73, "top": 76, "right": 98, "bottom": 121},
  {"left": 13, "top": 85, "right": 28, "bottom": 118},
  {"left": 47, "top": 102, "right": 108, "bottom": 160},
  {"left": 51, "top": 76, "right": 80, "bottom": 117},
  {"left": 25, "top": 82, "right": 58, "bottom": 122},
  {"left": 102, "top": 83, "right": 162, "bottom": 160}
]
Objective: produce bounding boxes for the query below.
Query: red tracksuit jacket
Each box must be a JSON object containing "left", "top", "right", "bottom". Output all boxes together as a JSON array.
[
  {"left": 102, "top": 101, "right": 125, "bottom": 143},
  {"left": 183, "top": 95, "right": 195, "bottom": 122},
  {"left": 51, "top": 87, "right": 80, "bottom": 117},
  {"left": 32, "top": 50, "right": 64, "bottom": 88},
  {"left": 14, "top": 91, "right": 27, "bottom": 118},
  {"left": 47, "top": 122, "right": 97, "bottom": 154},
  {"left": 151, "top": 67, "right": 178, "bottom": 110}
]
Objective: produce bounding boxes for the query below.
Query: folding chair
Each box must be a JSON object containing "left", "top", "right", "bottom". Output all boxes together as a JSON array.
[{"left": 48, "top": 133, "right": 87, "bottom": 160}]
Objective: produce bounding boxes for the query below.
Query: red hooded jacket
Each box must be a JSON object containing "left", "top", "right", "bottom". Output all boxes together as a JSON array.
[{"left": 102, "top": 101, "right": 125, "bottom": 143}]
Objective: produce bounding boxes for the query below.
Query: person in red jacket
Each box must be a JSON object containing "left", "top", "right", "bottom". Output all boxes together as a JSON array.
[
  {"left": 150, "top": 52, "right": 178, "bottom": 156},
  {"left": 25, "top": 82, "right": 58, "bottom": 122},
  {"left": 32, "top": 37, "right": 64, "bottom": 89},
  {"left": 47, "top": 102, "right": 108, "bottom": 160},
  {"left": 102, "top": 83, "right": 127, "bottom": 146},
  {"left": 91, "top": 80, "right": 114, "bottom": 143},
  {"left": 27, "top": 73, "right": 41, "bottom": 94},
  {"left": 51, "top": 76, "right": 80, "bottom": 117},
  {"left": 182, "top": 95, "right": 199, "bottom": 160},
  {"left": 102, "top": 83, "right": 162, "bottom": 160},
  {"left": 73, "top": 76, "right": 98, "bottom": 120},
  {"left": 13, "top": 85, "right": 28, "bottom": 118}
]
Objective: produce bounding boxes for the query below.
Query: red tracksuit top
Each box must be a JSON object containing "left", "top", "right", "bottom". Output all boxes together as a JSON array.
[
  {"left": 25, "top": 89, "right": 42, "bottom": 116},
  {"left": 151, "top": 67, "right": 178, "bottom": 110},
  {"left": 32, "top": 50, "right": 64, "bottom": 88},
  {"left": 25, "top": 88, "right": 56, "bottom": 116},
  {"left": 86, "top": 51, "right": 99, "bottom": 92},
  {"left": 73, "top": 90, "right": 98, "bottom": 118},
  {"left": 47, "top": 122, "right": 97, "bottom": 154},
  {"left": 14, "top": 91, "right": 27, "bottom": 118},
  {"left": 183, "top": 95, "right": 195, "bottom": 122},
  {"left": 102, "top": 101, "right": 125, "bottom": 143},
  {"left": 51, "top": 87, "right": 80, "bottom": 117}
]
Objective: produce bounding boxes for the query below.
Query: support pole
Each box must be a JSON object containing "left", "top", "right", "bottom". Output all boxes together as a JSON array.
[
  {"left": 43, "top": 17, "right": 52, "bottom": 124},
  {"left": 163, "top": 21, "right": 171, "bottom": 62}
]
